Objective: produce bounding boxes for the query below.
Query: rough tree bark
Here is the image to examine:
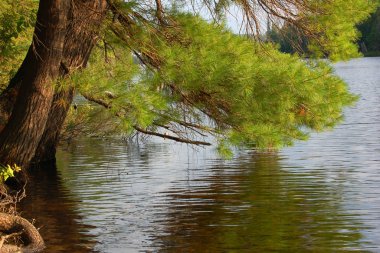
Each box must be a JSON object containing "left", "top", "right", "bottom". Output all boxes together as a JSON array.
[
  {"left": 0, "top": 0, "right": 108, "bottom": 167},
  {"left": 0, "top": 59, "right": 28, "bottom": 132},
  {"left": 32, "top": 0, "right": 108, "bottom": 164},
  {"left": 0, "top": 0, "right": 70, "bottom": 168}
]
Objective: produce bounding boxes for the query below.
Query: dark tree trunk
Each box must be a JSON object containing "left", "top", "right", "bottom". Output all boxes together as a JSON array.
[
  {"left": 0, "top": 0, "right": 70, "bottom": 168},
  {"left": 32, "top": 87, "right": 75, "bottom": 164},
  {"left": 32, "top": 0, "right": 108, "bottom": 164},
  {"left": 0, "top": 58, "right": 28, "bottom": 132},
  {"left": 0, "top": 0, "right": 108, "bottom": 166}
]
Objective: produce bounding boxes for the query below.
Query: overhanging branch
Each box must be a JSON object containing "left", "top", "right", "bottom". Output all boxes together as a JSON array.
[
  {"left": 80, "top": 92, "right": 212, "bottom": 146},
  {"left": 133, "top": 126, "right": 211, "bottom": 146}
]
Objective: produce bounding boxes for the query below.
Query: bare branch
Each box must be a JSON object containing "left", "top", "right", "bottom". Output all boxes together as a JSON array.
[
  {"left": 155, "top": 0, "right": 165, "bottom": 24},
  {"left": 133, "top": 126, "right": 211, "bottom": 146}
]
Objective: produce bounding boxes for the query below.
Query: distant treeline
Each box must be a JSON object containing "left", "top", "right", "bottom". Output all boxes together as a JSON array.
[
  {"left": 267, "top": 7, "right": 380, "bottom": 57},
  {"left": 357, "top": 8, "right": 380, "bottom": 56}
]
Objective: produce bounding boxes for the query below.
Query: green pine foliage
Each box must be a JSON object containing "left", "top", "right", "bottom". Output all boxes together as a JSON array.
[
  {"left": 69, "top": 13, "right": 357, "bottom": 153},
  {"left": 0, "top": 0, "right": 36, "bottom": 88},
  {"left": 1, "top": 0, "right": 375, "bottom": 155},
  {"left": 176, "top": 0, "right": 376, "bottom": 60},
  {"left": 69, "top": 42, "right": 169, "bottom": 134},
  {"left": 144, "top": 14, "right": 357, "bottom": 150},
  {"left": 266, "top": 0, "right": 376, "bottom": 60},
  {"left": 305, "top": 0, "right": 376, "bottom": 60}
]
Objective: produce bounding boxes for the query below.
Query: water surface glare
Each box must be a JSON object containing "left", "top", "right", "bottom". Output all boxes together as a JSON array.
[{"left": 22, "top": 57, "right": 380, "bottom": 252}]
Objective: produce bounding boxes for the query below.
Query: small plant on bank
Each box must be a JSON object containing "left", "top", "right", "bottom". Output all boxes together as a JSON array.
[
  {"left": 0, "top": 163, "right": 23, "bottom": 213},
  {"left": 0, "top": 164, "right": 21, "bottom": 182}
]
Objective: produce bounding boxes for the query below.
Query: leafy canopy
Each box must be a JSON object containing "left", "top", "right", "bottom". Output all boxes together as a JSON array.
[
  {"left": 72, "top": 12, "right": 357, "bottom": 153},
  {"left": 0, "top": 0, "right": 36, "bottom": 89},
  {"left": 0, "top": 0, "right": 377, "bottom": 154}
]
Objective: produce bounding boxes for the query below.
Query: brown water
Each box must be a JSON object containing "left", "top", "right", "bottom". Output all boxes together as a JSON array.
[{"left": 21, "top": 57, "right": 380, "bottom": 252}]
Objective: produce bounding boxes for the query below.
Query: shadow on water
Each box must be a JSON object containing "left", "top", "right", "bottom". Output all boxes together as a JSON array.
[
  {"left": 152, "top": 152, "right": 367, "bottom": 252},
  {"left": 19, "top": 164, "right": 98, "bottom": 253}
]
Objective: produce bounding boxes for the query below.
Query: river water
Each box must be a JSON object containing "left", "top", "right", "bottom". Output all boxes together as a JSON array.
[{"left": 21, "top": 57, "right": 380, "bottom": 252}]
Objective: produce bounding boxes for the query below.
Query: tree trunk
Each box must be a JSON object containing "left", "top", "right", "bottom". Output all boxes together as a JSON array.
[
  {"left": 32, "top": 87, "right": 75, "bottom": 164},
  {"left": 0, "top": 58, "right": 28, "bottom": 132},
  {"left": 0, "top": 0, "right": 70, "bottom": 168},
  {"left": 0, "top": 0, "right": 108, "bottom": 166},
  {"left": 32, "top": 0, "right": 108, "bottom": 164}
]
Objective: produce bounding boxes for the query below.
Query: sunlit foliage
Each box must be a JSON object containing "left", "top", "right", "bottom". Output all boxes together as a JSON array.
[
  {"left": 305, "top": 0, "right": 376, "bottom": 60},
  {"left": 0, "top": 0, "right": 36, "bottom": 89},
  {"left": 0, "top": 163, "right": 21, "bottom": 182},
  {"left": 0, "top": 0, "right": 377, "bottom": 154},
  {"left": 142, "top": 14, "right": 357, "bottom": 150},
  {"left": 69, "top": 13, "right": 357, "bottom": 153},
  {"left": 173, "top": 0, "right": 376, "bottom": 60}
]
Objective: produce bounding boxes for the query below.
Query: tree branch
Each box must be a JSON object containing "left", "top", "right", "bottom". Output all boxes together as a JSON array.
[
  {"left": 80, "top": 93, "right": 212, "bottom": 146},
  {"left": 133, "top": 126, "right": 211, "bottom": 146},
  {"left": 155, "top": 0, "right": 165, "bottom": 25}
]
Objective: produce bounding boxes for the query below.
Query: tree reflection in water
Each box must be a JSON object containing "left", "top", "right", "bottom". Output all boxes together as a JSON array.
[
  {"left": 153, "top": 152, "right": 365, "bottom": 252},
  {"left": 19, "top": 139, "right": 368, "bottom": 252},
  {"left": 20, "top": 163, "right": 97, "bottom": 253}
]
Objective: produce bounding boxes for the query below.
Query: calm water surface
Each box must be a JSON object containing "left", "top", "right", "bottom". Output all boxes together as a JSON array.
[{"left": 22, "top": 57, "right": 380, "bottom": 252}]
